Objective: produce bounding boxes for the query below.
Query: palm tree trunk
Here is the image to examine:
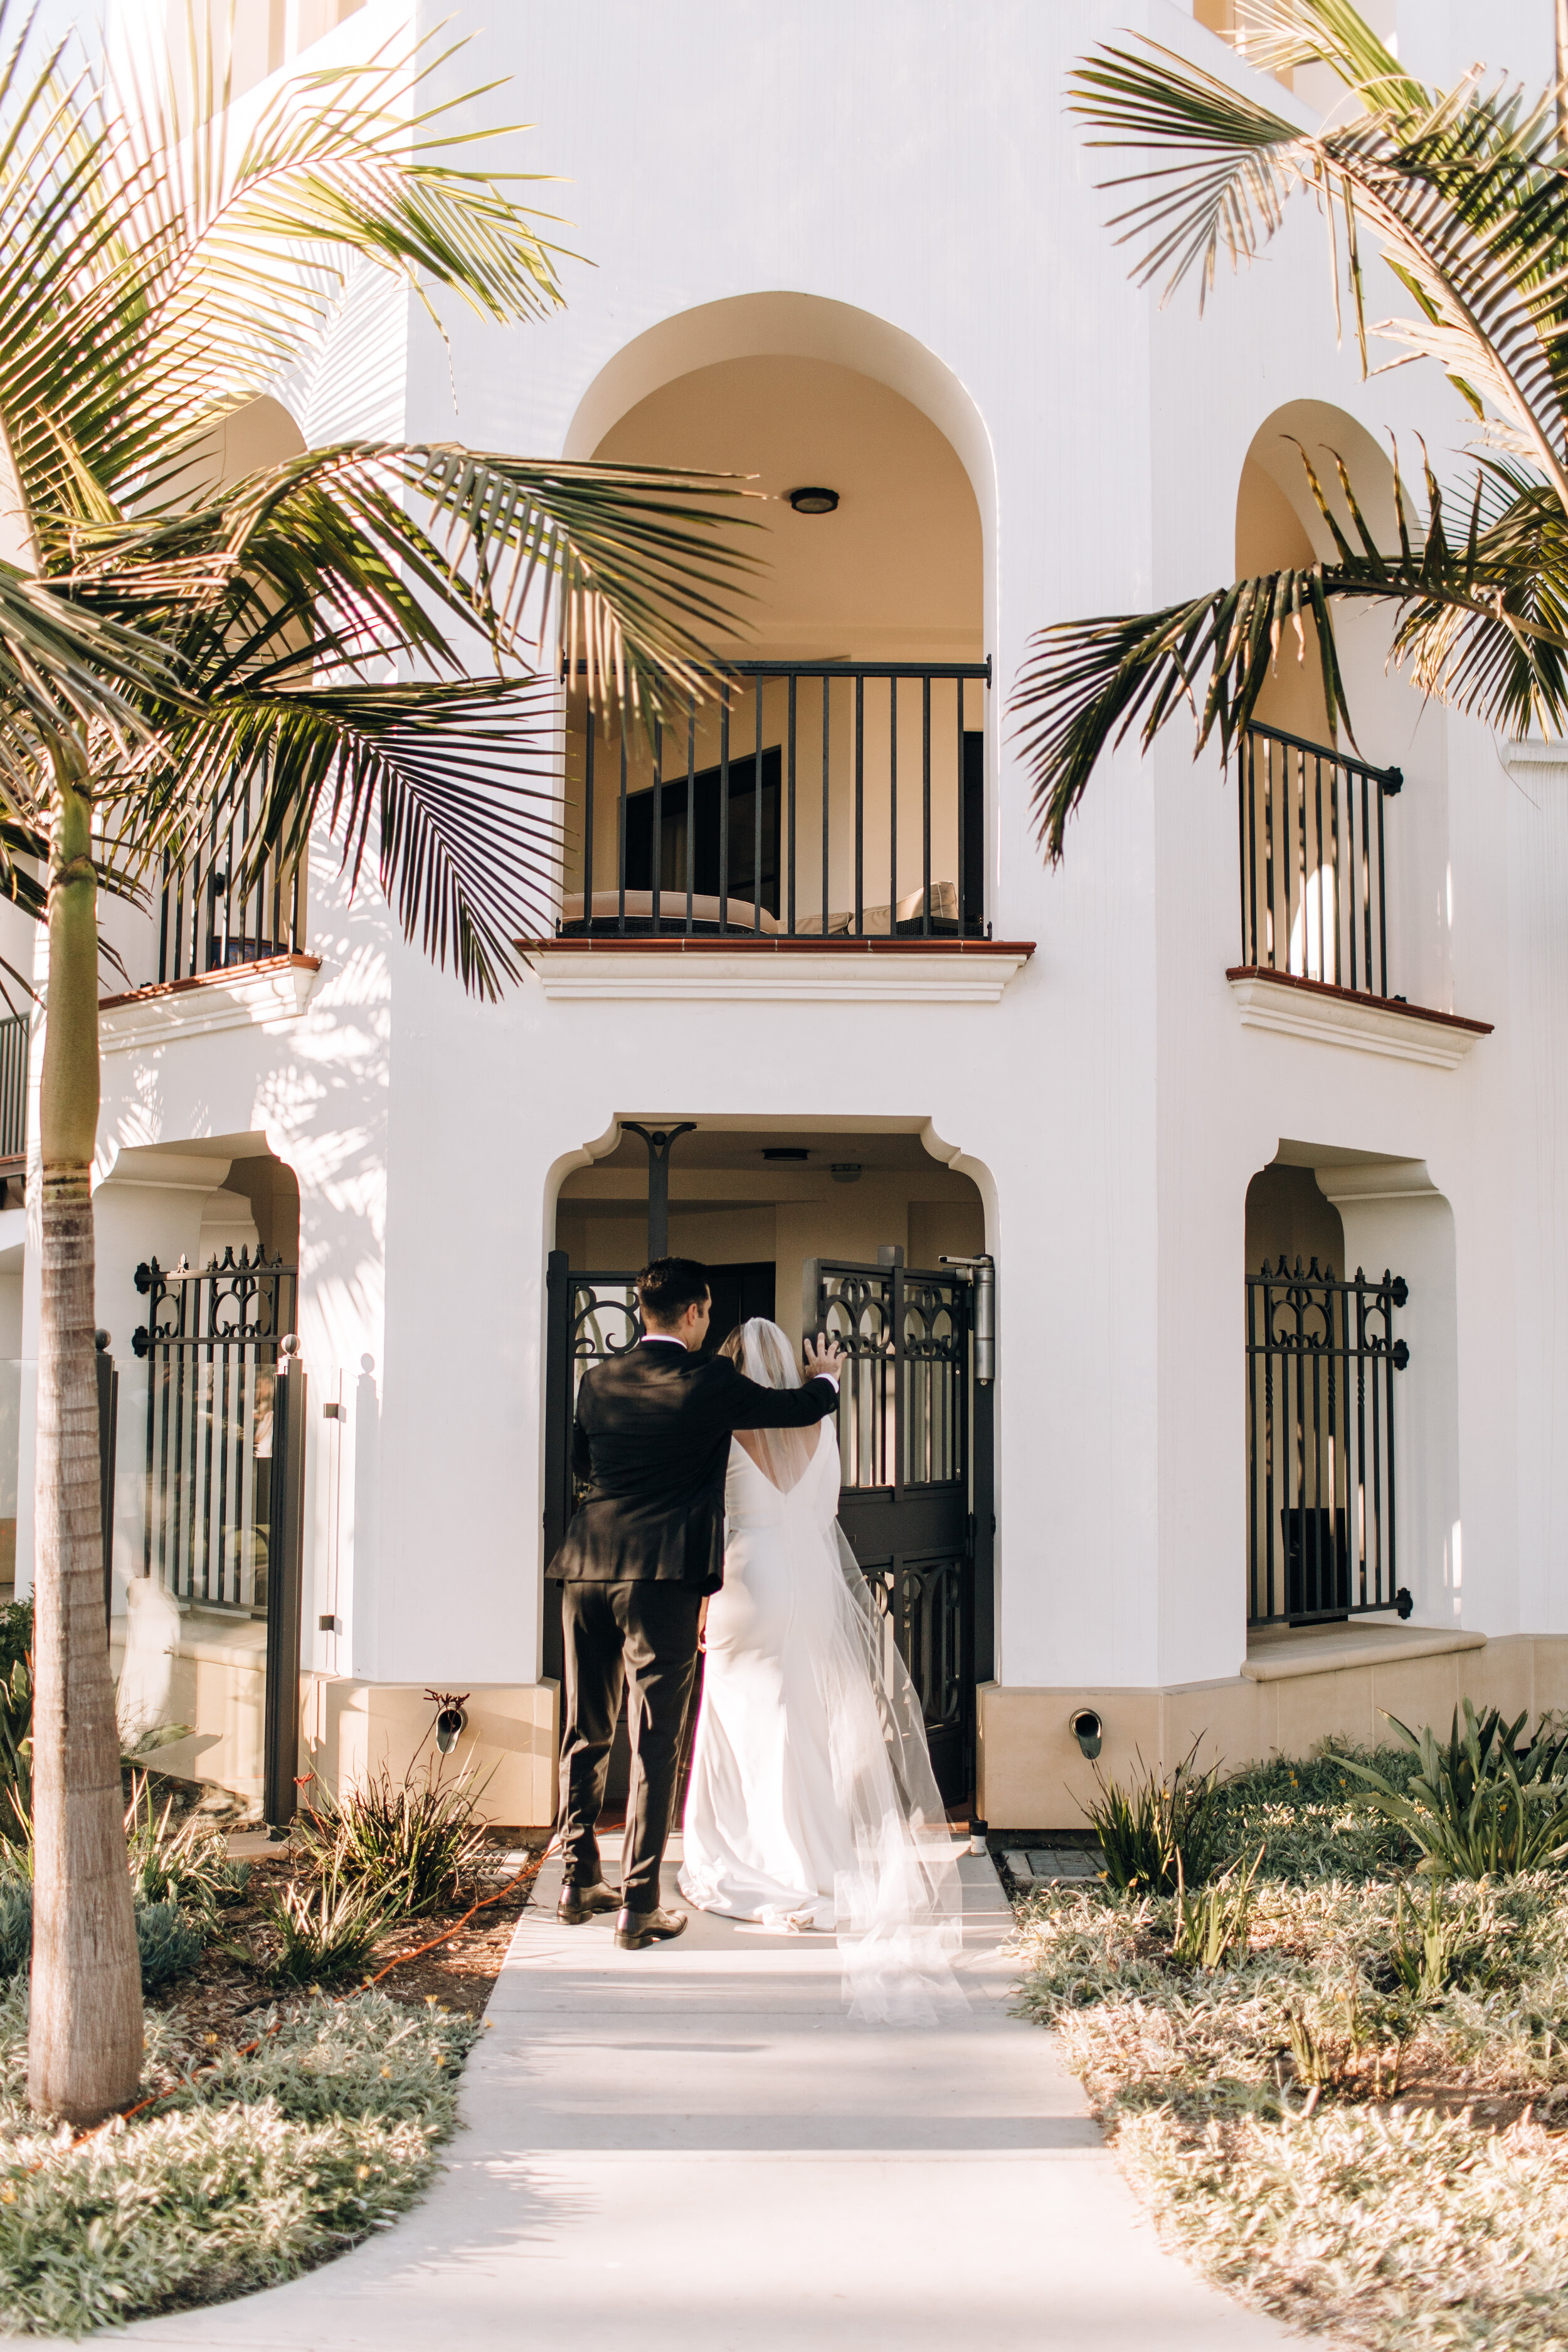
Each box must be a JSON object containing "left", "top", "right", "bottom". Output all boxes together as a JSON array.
[{"left": 27, "top": 768, "right": 139, "bottom": 2124}]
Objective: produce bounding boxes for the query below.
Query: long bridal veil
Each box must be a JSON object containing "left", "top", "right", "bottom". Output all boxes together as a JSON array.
[{"left": 734, "top": 1319, "right": 965, "bottom": 2024}]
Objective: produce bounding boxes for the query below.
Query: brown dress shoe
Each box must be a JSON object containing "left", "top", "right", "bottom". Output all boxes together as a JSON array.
[
  {"left": 558, "top": 1880, "right": 620, "bottom": 1924},
  {"left": 614, "top": 1904, "right": 689, "bottom": 1951}
]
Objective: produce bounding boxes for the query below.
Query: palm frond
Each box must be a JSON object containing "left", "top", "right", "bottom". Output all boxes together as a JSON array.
[
  {"left": 133, "top": 677, "right": 561, "bottom": 1001},
  {"left": 1014, "top": 436, "right": 1568, "bottom": 855},
  {"left": 0, "top": 5, "right": 575, "bottom": 554},
  {"left": 63, "top": 442, "right": 761, "bottom": 723},
  {"left": 1212, "top": 0, "right": 1425, "bottom": 112},
  {"left": 1068, "top": 44, "right": 1306, "bottom": 304}
]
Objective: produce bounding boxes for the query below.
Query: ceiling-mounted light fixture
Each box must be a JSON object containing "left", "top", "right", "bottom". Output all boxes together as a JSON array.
[
  {"left": 830, "top": 1163, "right": 862, "bottom": 1185},
  {"left": 788, "top": 486, "right": 839, "bottom": 516},
  {"left": 763, "top": 1147, "right": 809, "bottom": 1162}
]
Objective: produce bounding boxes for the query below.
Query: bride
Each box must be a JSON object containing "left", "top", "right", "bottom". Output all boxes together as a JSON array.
[{"left": 679, "top": 1318, "right": 963, "bottom": 2021}]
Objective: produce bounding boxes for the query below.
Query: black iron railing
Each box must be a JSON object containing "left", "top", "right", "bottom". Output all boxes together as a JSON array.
[
  {"left": 0, "top": 1014, "right": 28, "bottom": 1160},
  {"left": 156, "top": 809, "right": 303, "bottom": 985},
  {"left": 1238, "top": 724, "right": 1401, "bottom": 996},
  {"left": 1246, "top": 1256, "right": 1412, "bottom": 1627},
  {"left": 560, "top": 660, "right": 989, "bottom": 940}
]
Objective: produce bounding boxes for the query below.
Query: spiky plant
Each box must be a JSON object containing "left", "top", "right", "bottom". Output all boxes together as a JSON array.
[
  {"left": 0, "top": 5, "right": 755, "bottom": 2123},
  {"left": 1013, "top": 0, "right": 1568, "bottom": 855}
]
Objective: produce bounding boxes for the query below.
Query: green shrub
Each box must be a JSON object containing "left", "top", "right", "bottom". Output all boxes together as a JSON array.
[
  {"left": 1203, "top": 1743, "right": 1421, "bottom": 1882},
  {"left": 0, "top": 1882, "right": 29, "bottom": 1981},
  {"left": 134, "top": 1900, "right": 204, "bottom": 1992},
  {"left": 1084, "top": 1741, "right": 1225, "bottom": 1895},
  {"left": 0, "top": 1991, "right": 477, "bottom": 2335},
  {"left": 1170, "top": 1846, "right": 1263, "bottom": 1971},
  {"left": 0, "top": 1601, "right": 32, "bottom": 1849},
  {"left": 124, "top": 1773, "right": 238, "bottom": 1924},
  {"left": 295, "top": 1764, "right": 488, "bottom": 1917},
  {"left": 1343, "top": 1700, "right": 1568, "bottom": 1878},
  {"left": 264, "top": 1869, "right": 390, "bottom": 1986},
  {"left": 0, "top": 1883, "right": 203, "bottom": 1993}
]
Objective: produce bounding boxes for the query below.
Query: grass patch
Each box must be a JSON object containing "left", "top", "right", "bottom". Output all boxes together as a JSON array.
[
  {"left": 1014, "top": 1738, "right": 1568, "bottom": 2350},
  {"left": 0, "top": 1977, "right": 479, "bottom": 2336}
]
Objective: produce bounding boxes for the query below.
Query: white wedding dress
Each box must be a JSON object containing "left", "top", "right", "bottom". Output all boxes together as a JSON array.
[{"left": 679, "top": 1320, "right": 964, "bottom": 2023}]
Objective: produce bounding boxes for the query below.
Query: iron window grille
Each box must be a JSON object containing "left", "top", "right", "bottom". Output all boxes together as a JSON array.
[
  {"left": 132, "top": 1249, "right": 298, "bottom": 1614},
  {"left": 1246, "top": 1255, "right": 1412, "bottom": 1627}
]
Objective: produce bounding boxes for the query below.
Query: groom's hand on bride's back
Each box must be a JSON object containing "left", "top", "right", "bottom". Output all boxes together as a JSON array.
[{"left": 802, "top": 1335, "right": 844, "bottom": 1383}]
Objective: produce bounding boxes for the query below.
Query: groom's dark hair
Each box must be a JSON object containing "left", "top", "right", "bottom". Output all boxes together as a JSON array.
[{"left": 637, "top": 1256, "right": 711, "bottom": 1328}]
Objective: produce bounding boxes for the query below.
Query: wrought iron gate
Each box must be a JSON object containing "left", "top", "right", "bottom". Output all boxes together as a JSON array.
[
  {"left": 807, "top": 1251, "right": 992, "bottom": 1804},
  {"left": 1246, "top": 1256, "right": 1411, "bottom": 1626},
  {"left": 542, "top": 1251, "right": 995, "bottom": 1804},
  {"left": 133, "top": 1251, "right": 308, "bottom": 1824}
]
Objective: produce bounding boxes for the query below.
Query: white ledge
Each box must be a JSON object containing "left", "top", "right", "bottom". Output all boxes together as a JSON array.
[
  {"left": 1244, "top": 1622, "right": 1486, "bottom": 1682},
  {"left": 1227, "top": 967, "right": 1491, "bottom": 1070},
  {"left": 98, "top": 955, "right": 322, "bottom": 1054},
  {"left": 526, "top": 943, "right": 1032, "bottom": 1004}
]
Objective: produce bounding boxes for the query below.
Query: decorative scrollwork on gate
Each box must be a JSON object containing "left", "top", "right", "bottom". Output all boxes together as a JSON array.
[
  {"left": 861, "top": 1555, "right": 966, "bottom": 1732},
  {"left": 132, "top": 1249, "right": 294, "bottom": 1357},
  {"left": 569, "top": 1280, "right": 641, "bottom": 1369}
]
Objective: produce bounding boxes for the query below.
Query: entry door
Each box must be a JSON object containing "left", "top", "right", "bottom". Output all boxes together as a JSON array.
[{"left": 806, "top": 1254, "right": 985, "bottom": 1804}]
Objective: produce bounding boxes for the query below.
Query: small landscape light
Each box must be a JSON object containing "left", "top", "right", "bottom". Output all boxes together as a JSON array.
[
  {"left": 1069, "top": 1707, "right": 1103, "bottom": 1761},
  {"left": 788, "top": 486, "right": 839, "bottom": 516}
]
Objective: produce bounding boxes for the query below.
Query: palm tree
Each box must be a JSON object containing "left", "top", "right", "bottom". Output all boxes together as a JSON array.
[
  {"left": 1013, "top": 0, "right": 1568, "bottom": 857},
  {"left": 0, "top": 9, "right": 756, "bottom": 2123}
]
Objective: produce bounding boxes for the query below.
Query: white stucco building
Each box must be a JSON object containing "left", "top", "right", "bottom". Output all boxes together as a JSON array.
[{"left": 4, "top": 0, "right": 1564, "bottom": 1829}]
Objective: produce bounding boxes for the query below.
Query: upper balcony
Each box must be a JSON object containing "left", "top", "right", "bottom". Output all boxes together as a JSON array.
[
  {"left": 1227, "top": 721, "right": 1490, "bottom": 1069},
  {"left": 534, "top": 660, "right": 1030, "bottom": 1005},
  {"left": 559, "top": 658, "right": 987, "bottom": 938}
]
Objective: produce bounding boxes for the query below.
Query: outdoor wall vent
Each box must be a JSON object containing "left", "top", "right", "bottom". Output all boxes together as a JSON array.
[{"left": 788, "top": 485, "right": 839, "bottom": 515}]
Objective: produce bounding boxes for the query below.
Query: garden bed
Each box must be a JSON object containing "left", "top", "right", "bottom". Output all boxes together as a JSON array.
[
  {"left": 0, "top": 1717, "right": 549, "bottom": 2336},
  {"left": 1011, "top": 1740, "right": 1568, "bottom": 2351}
]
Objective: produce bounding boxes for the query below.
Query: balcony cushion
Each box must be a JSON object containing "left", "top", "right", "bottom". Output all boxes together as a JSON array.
[
  {"left": 796, "top": 879, "right": 959, "bottom": 936},
  {"left": 558, "top": 889, "right": 779, "bottom": 935}
]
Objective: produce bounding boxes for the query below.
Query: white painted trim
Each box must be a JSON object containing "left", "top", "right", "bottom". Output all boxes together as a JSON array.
[
  {"left": 1244, "top": 1625, "right": 1485, "bottom": 1683},
  {"left": 529, "top": 948, "right": 1031, "bottom": 1004},
  {"left": 1502, "top": 739, "right": 1568, "bottom": 770},
  {"left": 1228, "top": 972, "right": 1486, "bottom": 1069},
  {"left": 98, "top": 960, "right": 321, "bottom": 1054}
]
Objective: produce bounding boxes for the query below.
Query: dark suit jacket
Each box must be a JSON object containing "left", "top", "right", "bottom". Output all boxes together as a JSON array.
[{"left": 552, "top": 1340, "right": 839, "bottom": 1594}]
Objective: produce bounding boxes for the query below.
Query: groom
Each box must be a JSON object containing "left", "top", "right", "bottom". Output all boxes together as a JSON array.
[{"left": 552, "top": 1256, "right": 844, "bottom": 1949}]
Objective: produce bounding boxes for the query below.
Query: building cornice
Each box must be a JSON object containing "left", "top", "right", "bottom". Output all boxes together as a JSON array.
[
  {"left": 522, "top": 936, "right": 1034, "bottom": 1004},
  {"left": 1226, "top": 967, "right": 1491, "bottom": 1069},
  {"left": 98, "top": 953, "right": 322, "bottom": 1054}
]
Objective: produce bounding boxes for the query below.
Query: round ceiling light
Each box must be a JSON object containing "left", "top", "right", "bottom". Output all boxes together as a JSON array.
[{"left": 788, "top": 486, "right": 840, "bottom": 516}]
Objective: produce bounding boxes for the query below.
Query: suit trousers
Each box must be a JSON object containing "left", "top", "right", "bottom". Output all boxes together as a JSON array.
[{"left": 558, "top": 1581, "right": 702, "bottom": 1914}]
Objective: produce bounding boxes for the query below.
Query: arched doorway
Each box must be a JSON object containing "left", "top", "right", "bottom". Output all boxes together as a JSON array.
[{"left": 546, "top": 1119, "right": 993, "bottom": 1809}]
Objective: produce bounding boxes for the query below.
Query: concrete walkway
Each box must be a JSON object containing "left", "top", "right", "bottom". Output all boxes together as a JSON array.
[{"left": 110, "top": 1845, "right": 1312, "bottom": 2351}]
